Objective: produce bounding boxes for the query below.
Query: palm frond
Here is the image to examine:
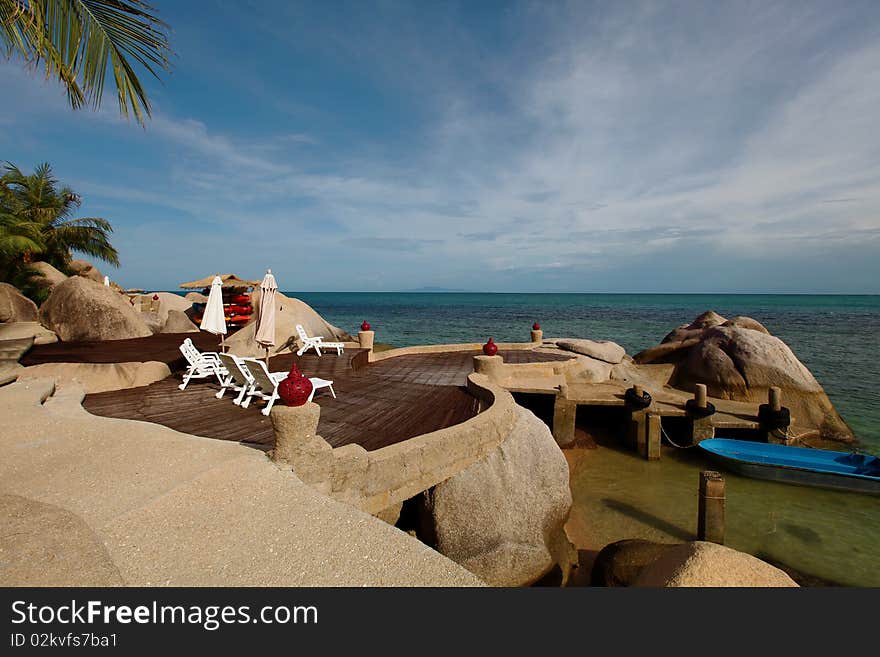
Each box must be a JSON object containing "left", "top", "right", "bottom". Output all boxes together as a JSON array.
[{"left": 0, "top": 0, "right": 172, "bottom": 124}]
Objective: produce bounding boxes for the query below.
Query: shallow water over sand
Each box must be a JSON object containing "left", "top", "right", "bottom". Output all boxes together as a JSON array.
[{"left": 565, "top": 442, "right": 880, "bottom": 586}]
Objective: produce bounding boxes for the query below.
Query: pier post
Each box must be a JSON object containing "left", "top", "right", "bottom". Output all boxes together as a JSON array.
[
  {"left": 646, "top": 413, "right": 661, "bottom": 461},
  {"left": 688, "top": 384, "right": 715, "bottom": 444},
  {"left": 769, "top": 386, "right": 782, "bottom": 412},
  {"left": 625, "top": 385, "right": 656, "bottom": 458},
  {"left": 552, "top": 386, "right": 577, "bottom": 447},
  {"left": 760, "top": 386, "right": 791, "bottom": 444},
  {"left": 358, "top": 329, "right": 375, "bottom": 353},
  {"left": 695, "top": 383, "right": 707, "bottom": 409},
  {"left": 473, "top": 354, "right": 504, "bottom": 382},
  {"left": 530, "top": 328, "right": 543, "bottom": 343},
  {"left": 270, "top": 403, "right": 333, "bottom": 493},
  {"left": 697, "top": 471, "right": 725, "bottom": 544}
]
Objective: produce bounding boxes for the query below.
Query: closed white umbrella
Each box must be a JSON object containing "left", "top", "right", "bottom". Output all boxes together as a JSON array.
[
  {"left": 254, "top": 269, "right": 277, "bottom": 363},
  {"left": 103, "top": 275, "right": 110, "bottom": 287},
  {"left": 200, "top": 275, "right": 227, "bottom": 352}
]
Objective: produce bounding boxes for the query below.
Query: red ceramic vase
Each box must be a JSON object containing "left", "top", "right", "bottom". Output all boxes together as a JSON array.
[
  {"left": 532, "top": 322, "right": 540, "bottom": 330},
  {"left": 482, "top": 337, "right": 498, "bottom": 356},
  {"left": 361, "top": 320, "right": 371, "bottom": 331},
  {"left": 277, "top": 363, "right": 313, "bottom": 407}
]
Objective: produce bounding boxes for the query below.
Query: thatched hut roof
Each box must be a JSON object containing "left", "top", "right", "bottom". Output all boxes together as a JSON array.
[{"left": 179, "top": 274, "right": 260, "bottom": 290}]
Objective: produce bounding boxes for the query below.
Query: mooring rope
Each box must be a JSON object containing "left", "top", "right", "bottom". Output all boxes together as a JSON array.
[{"left": 660, "top": 422, "right": 700, "bottom": 449}]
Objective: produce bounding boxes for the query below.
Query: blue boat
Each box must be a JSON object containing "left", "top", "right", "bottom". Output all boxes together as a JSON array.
[{"left": 698, "top": 438, "right": 880, "bottom": 495}]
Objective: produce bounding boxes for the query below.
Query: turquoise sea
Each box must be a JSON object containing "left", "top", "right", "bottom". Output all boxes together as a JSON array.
[{"left": 280, "top": 292, "right": 879, "bottom": 584}]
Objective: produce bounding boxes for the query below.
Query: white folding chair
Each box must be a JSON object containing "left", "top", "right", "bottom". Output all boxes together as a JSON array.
[
  {"left": 216, "top": 353, "right": 255, "bottom": 405},
  {"left": 295, "top": 324, "right": 345, "bottom": 357},
  {"left": 178, "top": 338, "right": 227, "bottom": 390}
]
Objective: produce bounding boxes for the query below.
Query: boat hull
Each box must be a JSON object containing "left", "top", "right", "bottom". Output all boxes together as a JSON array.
[{"left": 699, "top": 439, "right": 880, "bottom": 496}]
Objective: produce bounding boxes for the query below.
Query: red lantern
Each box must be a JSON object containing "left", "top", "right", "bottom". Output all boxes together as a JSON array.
[
  {"left": 277, "top": 363, "right": 313, "bottom": 407},
  {"left": 360, "top": 320, "right": 371, "bottom": 331},
  {"left": 482, "top": 337, "right": 498, "bottom": 356},
  {"left": 532, "top": 321, "right": 540, "bottom": 330}
]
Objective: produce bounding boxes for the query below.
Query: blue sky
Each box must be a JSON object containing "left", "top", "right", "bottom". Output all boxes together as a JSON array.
[{"left": 2, "top": 0, "right": 880, "bottom": 292}]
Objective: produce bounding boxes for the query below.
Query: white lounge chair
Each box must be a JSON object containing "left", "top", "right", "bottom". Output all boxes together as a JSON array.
[
  {"left": 178, "top": 338, "right": 228, "bottom": 390},
  {"left": 295, "top": 324, "right": 345, "bottom": 357},
  {"left": 240, "top": 358, "right": 336, "bottom": 416},
  {"left": 216, "top": 353, "right": 255, "bottom": 405}
]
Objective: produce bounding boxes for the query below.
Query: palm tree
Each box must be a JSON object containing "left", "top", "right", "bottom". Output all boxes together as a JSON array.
[
  {"left": 1, "top": 162, "right": 119, "bottom": 274},
  {"left": 0, "top": 0, "right": 172, "bottom": 125}
]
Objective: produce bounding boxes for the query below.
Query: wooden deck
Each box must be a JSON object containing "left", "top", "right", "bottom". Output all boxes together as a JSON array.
[
  {"left": 20, "top": 332, "right": 224, "bottom": 369},
  {"left": 83, "top": 348, "right": 571, "bottom": 451}
]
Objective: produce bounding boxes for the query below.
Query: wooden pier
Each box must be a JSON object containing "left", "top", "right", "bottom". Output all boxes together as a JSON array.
[{"left": 81, "top": 344, "right": 568, "bottom": 452}]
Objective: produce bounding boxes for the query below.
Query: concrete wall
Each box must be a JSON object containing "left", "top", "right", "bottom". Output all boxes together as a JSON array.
[{"left": 271, "top": 373, "right": 519, "bottom": 515}]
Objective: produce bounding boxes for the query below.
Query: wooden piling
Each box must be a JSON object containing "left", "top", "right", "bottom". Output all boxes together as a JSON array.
[
  {"left": 697, "top": 471, "right": 725, "bottom": 544},
  {"left": 552, "top": 395, "right": 577, "bottom": 447},
  {"left": 646, "top": 413, "right": 661, "bottom": 461},
  {"left": 694, "top": 383, "right": 707, "bottom": 408},
  {"left": 769, "top": 386, "right": 782, "bottom": 412}
]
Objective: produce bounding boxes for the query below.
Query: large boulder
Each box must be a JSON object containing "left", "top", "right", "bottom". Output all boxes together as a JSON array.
[
  {"left": 634, "top": 541, "right": 798, "bottom": 587},
  {"left": 591, "top": 539, "right": 676, "bottom": 586},
  {"left": 556, "top": 339, "right": 625, "bottom": 364},
  {"left": 68, "top": 259, "right": 104, "bottom": 283},
  {"left": 17, "top": 361, "right": 170, "bottom": 393},
  {"left": 661, "top": 310, "right": 727, "bottom": 343},
  {"left": 39, "top": 277, "right": 151, "bottom": 342},
  {"left": 636, "top": 312, "right": 853, "bottom": 443},
  {"left": 225, "top": 291, "right": 352, "bottom": 357},
  {"left": 184, "top": 291, "right": 208, "bottom": 304},
  {"left": 161, "top": 309, "right": 199, "bottom": 333},
  {"left": 28, "top": 261, "right": 68, "bottom": 291},
  {"left": 0, "top": 283, "right": 38, "bottom": 323},
  {"left": 141, "top": 311, "right": 164, "bottom": 334},
  {"left": 418, "top": 406, "right": 576, "bottom": 586}
]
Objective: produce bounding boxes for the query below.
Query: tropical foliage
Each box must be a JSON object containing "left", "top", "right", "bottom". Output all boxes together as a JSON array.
[
  {"left": 0, "top": 161, "right": 118, "bottom": 301},
  {"left": 0, "top": 0, "right": 172, "bottom": 124}
]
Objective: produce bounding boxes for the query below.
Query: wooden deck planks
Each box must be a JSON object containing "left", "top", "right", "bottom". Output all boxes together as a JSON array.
[{"left": 82, "top": 347, "right": 569, "bottom": 451}]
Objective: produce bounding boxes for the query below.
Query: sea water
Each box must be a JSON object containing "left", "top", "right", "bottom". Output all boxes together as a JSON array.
[{"left": 289, "top": 292, "right": 879, "bottom": 584}]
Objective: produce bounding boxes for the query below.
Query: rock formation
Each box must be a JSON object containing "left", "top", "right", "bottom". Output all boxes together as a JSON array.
[
  {"left": 590, "top": 538, "right": 676, "bottom": 586},
  {"left": 17, "top": 361, "right": 170, "bottom": 393},
  {"left": 68, "top": 259, "right": 104, "bottom": 284},
  {"left": 416, "top": 406, "right": 576, "bottom": 586},
  {"left": 140, "top": 311, "right": 164, "bottom": 334},
  {"left": 39, "top": 277, "right": 151, "bottom": 341},
  {"left": 634, "top": 311, "right": 853, "bottom": 443},
  {"left": 28, "top": 261, "right": 68, "bottom": 291},
  {"left": 634, "top": 541, "right": 798, "bottom": 587},
  {"left": 0, "top": 282, "right": 38, "bottom": 323},
  {"left": 161, "top": 309, "right": 199, "bottom": 333},
  {"left": 184, "top": 291, "right": 208, "bottom": 304},
  {"left": 556, "top": 339, "right": 626, "bottom": 364},
  {"left": 592, "top": 539, "right": 798, "bottom": 587},
  {"left": 225, "top": 290, "right": 352, "bottom": 357}
]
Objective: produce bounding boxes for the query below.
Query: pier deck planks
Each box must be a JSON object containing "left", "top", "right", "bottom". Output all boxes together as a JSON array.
[{"left": 82, "top": 348, "right": 571, "bottom": 451}]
